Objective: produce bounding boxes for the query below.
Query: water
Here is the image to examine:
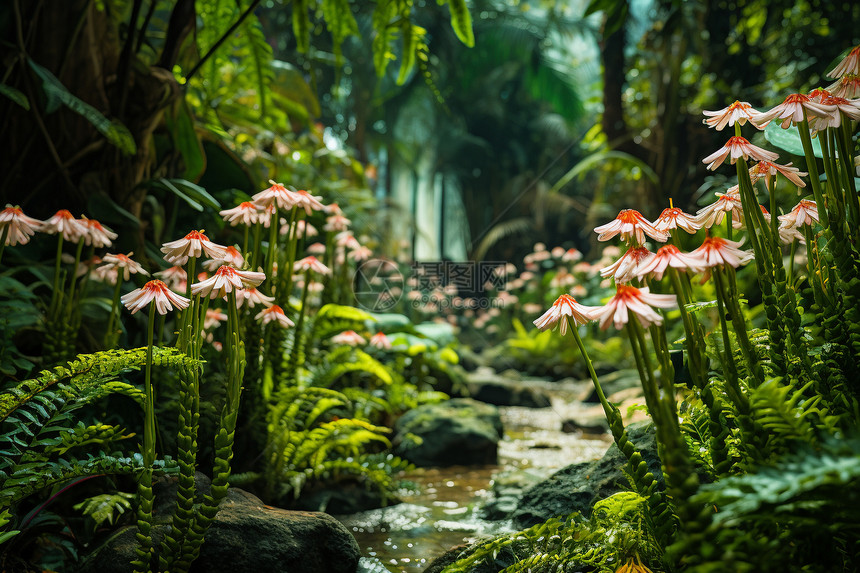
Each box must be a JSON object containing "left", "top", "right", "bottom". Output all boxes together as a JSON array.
[{"left": 338, "top": 389, "right": 615, "bottom": 572}]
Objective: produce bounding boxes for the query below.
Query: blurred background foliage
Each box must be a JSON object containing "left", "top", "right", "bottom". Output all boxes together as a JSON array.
[{"left": 0, "top": 0, "right": 857, "bottom": 264}]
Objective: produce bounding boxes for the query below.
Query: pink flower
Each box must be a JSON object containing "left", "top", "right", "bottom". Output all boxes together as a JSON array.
[
  {"left": 702, "top": 101, "right": 763, "bottom": 131},
  {"left": 702, "top": 136, "right": 779, "bottom": 171},
  {"left": 752, "top": 93, "right": 836, "bottom": 129},
  {"left": 600, "top": 246, "right": 655, "bottom": 283},
  {"left": 80, "top": 217, "right": 118, "bottom": 248},
  {"left": 326, "top": 202, "right": 344, "bottom": 215},
  {"left": 593, "top": 209, "right": 668, "bottom": 245},
  {"left": 293, "top": 189, "right": 325, "bottom": 215},
  {"left": 190, "top": 265, "right": 266, "bottom": 299},
  {"left": 220, "top": 201, "right": 265, "bottom": 227},
  {"left": 331, "top": 330, "right": 367, "bottom": 345},
  {"left": 562, "top": 248, "right": 582, "bottom": 262},
  {"left": 748, "top": 161, "right": 807, "bottom": 191},
  {"left": 591, "top": 284, "right": 677, "bottom": 330},
  {"left": 203, "top": 308, "right": 229, "bottom": 330},
  {"left": 204, "top": 245, "right": 246, "bottom": 271},
  {"left": 155, "top": 265, "right": 187, "bottom": 289},
  {"left": 809, "top": 95, "right": 860, "bottom": 131},
  {"left": 349, "top": 246, "right": 373, "bottom": 262},
  {"left": 533, "top": 294, "right": 598, "bottom": 335},
  {"left": 236, "top": 287, "right": 275, "bottom": 309},
  {"left": 694, "top": 187, "right": 744, "bottom": 229},
  {"left": 121, "top": 280, "right": 190, "bottom": 315},
  {"left": 692, "top": 236, "right": 754, "bottom": 269},
  {"left": 828, "top": 45, "right": 860, "bottom": 79},
  {"left": 101, "top": 252, "right": 149, "bottom": 281},
  {"left": 283, "top": 219, "right": 319, "bottom": 238},
  {"left": 42, "top": 210, "right": 86, "bottom": 242},
  {"left": 778, "top": 199, "right": 819, "bottom": 229},
  {"left": 635, "top": 244, "right": 706, "bottom": 280},
  {"left": 368, "top": 331, "right": 392, "bottom": 350},
  {"left": 252, "top": 180, "right": 299, "bottom": 210},
  {"left": 335, "top": 231, "right": 361, "bottom": 250},
  {"left": 306, "top": 242, "right": 327, "bottom": 255},
  {"left": 255, "top": 304, "right": 294, "bottom": 328},
  {"left": 323, "top": 214, "right": 351, "bottom": 233},
  {"left": 826, "top": 74, "right": 860, "bottom": 99},
  {"left": 653, "top": 207, "right": 701, "bottom": 234},
  {"left": 0, "top": 205, "right": 43, "bottom": 246},
  {"left": 294, "top": 256, "right": 331, "bottom": 275},
  {"left": 161, "top": 230, "right": 228, "bottom": 265}
]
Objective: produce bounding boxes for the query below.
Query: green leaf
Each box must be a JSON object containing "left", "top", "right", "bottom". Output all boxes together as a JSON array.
[
  {"left": 764, "top": 122, "right": 822, "bottom": 159},
  {"left": 292, "top": 0, "right": 310, "bottom": 54},
  {"left": 145, "top": 178, "right": 220, "bottom": 211},
  {"left": 27, "top": 59, "right": 136, "bottom": 155},
  {"left": 0, "top": 83, "right": 29, "bottom": 110},
  {"left": 447, "top": 0, "right": 474, "bottom": 47},
  {"left": 684, "top": 300, "right": 718, "bottom": 314},
  {"left": 165, "top": 100, "right": 205, "bottom": 180}
]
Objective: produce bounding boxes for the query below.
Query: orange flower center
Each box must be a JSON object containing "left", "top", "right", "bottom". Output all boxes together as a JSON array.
[
  {"left": 727, "top": 100, "right": 750, "bottom": 111},
  {"left": 617, "top": 209, "right": 645, "bottom": 224},
  {"left": 657, "top": 244, "right": 680, "bottom": 256},
  {"left": 725, "top": 136, "right": 749, "bottom": 147},
  {"left": 214, "top": 265, "right": 238, "bottom": 277},
  {"left": 55, "top": 210, "right": 75, "bottom": 220},
  {"left": 184, "top": 230, "right": 209, "bottom": 241},
  {"left": 783, "top": 93, "right": 810, "bottom": 104},
  {"left": 143, "top": 280, "right": 169, "bottom": 293},
  {"left": 614, "top": 284, "right": 641, "bottom": 300}
]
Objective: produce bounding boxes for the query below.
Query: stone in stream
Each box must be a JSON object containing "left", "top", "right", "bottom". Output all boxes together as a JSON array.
[
  {"left": 79, "top": 473, "right": 360, "bottom": 573},
  {"left": 464, "top": 367, "right": 553, "bottom": 408},
  {"left": 510, "top": 421, "right": 662, "bottom": 528},
  {"left": 393, "top": 398, "right": 504, "bottom": 467}
]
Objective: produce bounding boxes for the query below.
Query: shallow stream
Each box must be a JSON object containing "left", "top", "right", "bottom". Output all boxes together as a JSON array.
[{"left": 337, "top": 384, "right": 616, "bottom": 572}]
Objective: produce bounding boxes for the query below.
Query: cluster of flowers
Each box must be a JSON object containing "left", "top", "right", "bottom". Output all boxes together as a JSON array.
[{"left": 530, "top": 41, "right": 860, "bottom": 336}]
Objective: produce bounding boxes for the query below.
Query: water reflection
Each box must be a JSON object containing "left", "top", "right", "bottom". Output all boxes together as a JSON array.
[{"left": 338, "top": 401, "right": 614, "bottom": 572}]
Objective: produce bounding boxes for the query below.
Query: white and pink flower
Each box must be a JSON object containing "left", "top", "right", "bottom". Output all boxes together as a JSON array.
[
  {"left": 702, "top": 136, "right": 779, "bottom": 171},
  {"left": 255, "top": 304, "right": 294, "bottom": 328},
  {"left": 533, "top": 294, "right": 598, "bottom": 336},
  {"left": 161, "top": 230, "right": 228, "bottom": 265},
  {"left": 591, "top": 284, "right": 677, "bottom": 330},
  {"left": 190, "top": 265, "right": 266, "bottom": 299},
  {"left": 0, "top": 205, "right": 43, "bottom": 246},
  {"left": 594, "top": 209, "right": 668, "bottom": 245},
  {"left": 121, "top": 279, "right": 190, "bottom": 315}
]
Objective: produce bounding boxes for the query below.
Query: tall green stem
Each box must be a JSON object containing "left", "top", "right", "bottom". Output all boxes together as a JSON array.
[{"left": 132, "top": 304, "right": 157, "bottom": 573}]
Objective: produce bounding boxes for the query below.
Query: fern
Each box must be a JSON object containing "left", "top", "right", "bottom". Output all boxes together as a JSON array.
[
  {"left": 321, "top": 0, "right": 359, "bottom": 64},
  {"left": 74, "top": 491, "right": 135, "bottom": 527}
]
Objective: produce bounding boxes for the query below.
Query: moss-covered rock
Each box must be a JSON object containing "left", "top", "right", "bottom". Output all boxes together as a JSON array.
[{"left": 393, "top": 398, "right": 504, "bottom": 467}]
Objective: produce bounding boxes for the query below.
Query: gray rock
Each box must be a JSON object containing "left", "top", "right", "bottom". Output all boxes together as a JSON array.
[
  {"left": 80, "top": 475, "right": 360, "bottom": 573},
  {"left": 393, "top": 398, "right": 504, "bottom": 467},
  {"left": 560, "top": 416, "right": 609, "bottom": 434},
  {"left": 465, "top": 369, "right": 553, "bottom": 408},
  {"left": 510, "top": 421, "right": 662, "bottom": 528}
]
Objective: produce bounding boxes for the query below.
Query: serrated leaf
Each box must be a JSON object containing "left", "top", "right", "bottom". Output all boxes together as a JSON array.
[{"left": 27, "top": 59, "right": 136, "bottom": 155}]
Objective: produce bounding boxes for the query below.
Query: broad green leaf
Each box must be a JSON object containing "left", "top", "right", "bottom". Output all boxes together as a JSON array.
[
  {"left": 165, "top": 100, "right": 205, "bottom": 181},
  {"left": 27, "top": 59, "right": 136, "bottom": 155},
  {"left": 447, "top": 0, "right": 474, "bottom": 47},
  {"left": 764, "top": 122, "right": 822, "bottom": 159},
  {"left": 0, "top": 83, "right": 28, "bottom": 110}
]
